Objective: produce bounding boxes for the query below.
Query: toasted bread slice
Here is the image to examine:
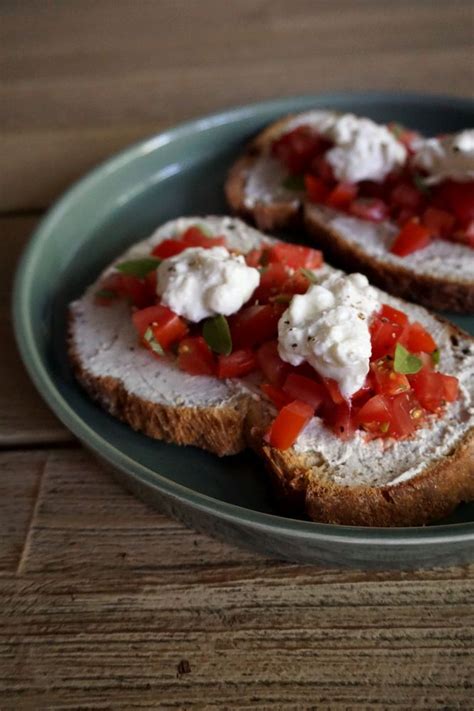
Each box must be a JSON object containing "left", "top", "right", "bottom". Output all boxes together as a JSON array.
[
  {"left": 68, "top": 216, "right": 274, "bottom": 456},
  {"left": 248, "top": 309, "right": 474, "bottom": 527},
  {"left": 69, "top": 216, "right": 474, "bottom": 526},
  {"left": 225, "top": 112, "right": 474, "bottom": 313}
]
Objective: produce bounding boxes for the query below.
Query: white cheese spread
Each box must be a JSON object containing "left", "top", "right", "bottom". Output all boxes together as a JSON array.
[
  {"left": 156, "top": 246, "right": 260, "bottom": 323},
  {"left": 412, "top": 129, "right": 474, "bottom": 184},
  {"left": 278, "top": 272, "right": 379, "bottom": 398},
  {"left": 307, "top": 205, "right": 474, "bottom": 283}
]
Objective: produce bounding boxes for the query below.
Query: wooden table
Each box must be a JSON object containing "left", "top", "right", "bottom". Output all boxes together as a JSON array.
[{"left": 2, "top": 2, "right": 473, "bottom": 707}]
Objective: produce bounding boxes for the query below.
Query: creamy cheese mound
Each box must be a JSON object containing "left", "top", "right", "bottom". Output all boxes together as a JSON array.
[
  {"left": 156, "top": 246, "right": 260, "bottom": 323},
  {"left": 323, "top": 113, "right": 407, "bottom": 183},
  {"left": 285, "top": 110, "right": 407, "bottom": 183},
  {"left": 412, "top": 129, "right": 474, "bottom": 184},
  {"left": 278, "top": 273, "right": 379, "bottom": 398}
]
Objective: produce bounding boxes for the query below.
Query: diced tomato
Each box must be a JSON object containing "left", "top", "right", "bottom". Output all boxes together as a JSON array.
[
  {"left": 422, "top": 207, "right": 455, "bottom": 237},
  {"left": 280, "top": 271, "right": 311, "bottom": 296},
  {"left": 150, "top": 314, "right": 188, "bottom": 351},
  {"left": 282, "top": 373, "right": 325, "bottom": 411},
  {"left": 245, "top": 248, "right": 264, "bottom": 267},
  {"left": 371, "top": 359, "right": 410, "bottom": 396},
  {"left": 177, "top": 336, "right": 216, "bottom": 376},
  {"left": 94, "top": 273, "right": 123, "bottom": 305},
  {"left": 351, "top": 377, "right": 374, "bottom": 401},
  {"left": 370, "top": 315, "right": 404, "bottom": 360},
  {"left": 357, "top": 394, "right": 392, "bottom": 430},
  {"left": 418, "top": 351, "right": 435, "bottom": 371},
  {"left": 399, "top": 321, "right": 436, "bottom": 354},
  {"left": 217, "top": 349, "right": 257, "bottom": 379},
  {"left": 132, "top": 304, "right": 183, "bottom": 339},
  {"left": 180, "top": 226, "right": 226, "bottom": 249},
  {"left": 450, "top": 219, "right": 474, "bottom": 248},
  {"left": 379, "top": 303, "right": 409, "bottom": 328},
  {"left": 98, "top": 272, "right": 150, "bottom": 308},
  {"left": 349, "top": 198, "right": 388, "bottom": 223},
  {"left": 268, "top": 242, "right": 323, "bottom": 270},
  {"left": 252, "top": 263, "right": 289, "bottom": 303},
  {"left": 260, "top": 383, "right": 292, "bottom": 410},
  {"left": 230, "top": 303, "right": 285, "bottom": 349},
  {"left": 144, "top": 269, "right": 158, "bottom": 302},
  {"left": 441, "top": 374, "right": 460, "bottom": 402},
  {"left": 396, "top": 207, "right": 418, "bottom": 227},
  {"left": 122, "top": 275, "right": 152, "bottom": 308},
  {"left": 388, "top": 392, "right": 417, "bottom": 438},
  {"left": 152, "top": 239, "right": 189, "bottom": 259},
  {"left": 310, "top": 154, "right": 335, "bottom": 183},
  {"left": 390, "top": 219, "right": 432, "bottom": 257},
  {"left": 390, "top": 182, "right": 424, "bottom": 210},
  {"left": 325, "top": 401, "right": 354, "bottom": 439},
  {"left": 304, "top": 174, "right": 330, "bottom": 204},
  {"left": 272, "top": 126, "right": 328, "bottom": 175},
  {"left": 266, "top": 400, "right": 314, "bottom": 450},
  {"left": 410, "top": 369, "right": 459, "bottom": 412},
  {"left": 326, "top": 181, "right": 358, "bottom": 209},
  {"left": 434, "top": 180, "right": 474, "bottom": 224},
  {"left": 256, "top": 341, "right": 290, "bottom": 387},
  {"left": 322, "top": 378, "right": 344, "bottom": 405}
]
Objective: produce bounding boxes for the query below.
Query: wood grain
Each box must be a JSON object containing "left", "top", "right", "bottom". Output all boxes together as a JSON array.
[
  {"left": 1, "top": 0, "right": 473, "bottom": 210},
  {"left": 1, "top": 448, "right": 473, "bottom": 708}
]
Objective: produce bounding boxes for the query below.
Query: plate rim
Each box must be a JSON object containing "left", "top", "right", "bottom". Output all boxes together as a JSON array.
[{"left": 13, "top": 91, "right": 474, "bottom": 547}]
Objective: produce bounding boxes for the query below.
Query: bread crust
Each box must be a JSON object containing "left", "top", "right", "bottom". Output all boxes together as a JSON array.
[
  {"left": 225, "top": 115, "right": 474, "bottom": 313},
  {"left": 68, "top": 317, "right": 251, "bottom": 457},
  {"left": 225, "top": 115, "right": 305, "bottom": 233}
]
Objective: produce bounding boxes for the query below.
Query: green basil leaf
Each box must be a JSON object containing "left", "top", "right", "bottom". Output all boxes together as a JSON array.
[
  {"left": 95, "top": 289, "right": 117, "bottom": 300},
  {"left": 143, "top": 326, "right": 165, "bottom": 356},
  {"left": 202, "top": 315, "right": 232, "bottom": 355},
  {"left": 393, "top": 343, "right": 422, "bottom": 375},
  {"left": 300, "top": 268, "right": 318, "bottom": 284},
  {"left": 272, "top": 294, "right": 292, "bottom": 304},
  {"left": 380, "top": 422, "right": 390, "bottom": 433},
  {"left": 413, "top": 174, "right": 431, "bottom": 196},
  {"left": 432, "top": 348, "right": 440, "bottom": 366},
  {"left": 116, "top": 257, "right": 161, "bottom": 278},
  {"left": 282, "top": 174, "right": 305, "bottom": 191}
]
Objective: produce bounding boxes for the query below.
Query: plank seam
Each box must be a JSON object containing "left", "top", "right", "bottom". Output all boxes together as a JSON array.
[{"left": 15, "top": 453, "right": 50, "bottom": 577}]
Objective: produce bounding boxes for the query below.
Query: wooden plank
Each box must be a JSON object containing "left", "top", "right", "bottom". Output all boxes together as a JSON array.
[
  {"left": 0, "top": 447, "right": 472, "bottom": 708},
  {"left": 1, "top": 217, "right": 72, "bottom": 445},
  {"left": 1, "top": 0, "right": 473, "bottom": 210},
  {"left": 0, "top": 450, "right": 48, "bottom": 573}
]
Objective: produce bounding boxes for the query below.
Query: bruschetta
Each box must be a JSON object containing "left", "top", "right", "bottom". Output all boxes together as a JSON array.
[
  {"left": 225, "top": 111, "right": 474, "bottom": 313},
  {"left": 69, "top": 216, "right": 474, "bottom": 526}
]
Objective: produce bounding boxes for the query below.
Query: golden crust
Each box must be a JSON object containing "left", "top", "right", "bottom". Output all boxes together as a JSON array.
[
  {"left": 68, "top": 317, "right": 251, "bottom": 457},
  {"left": 250, "top": 427, "right": 474, "bottom": 528},
  {"left": 224, "top": 115, "right": 474, "bottom": 313}
]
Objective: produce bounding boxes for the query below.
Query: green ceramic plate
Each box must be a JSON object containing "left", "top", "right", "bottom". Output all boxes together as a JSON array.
[{"left": 14, "top": 93, "right": 474, "bottom": 568}]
